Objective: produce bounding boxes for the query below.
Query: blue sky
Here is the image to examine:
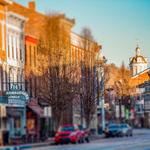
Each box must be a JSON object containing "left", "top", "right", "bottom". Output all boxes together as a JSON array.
[{"left": 14, "top": 0, "right": 150, "bottom": 67}]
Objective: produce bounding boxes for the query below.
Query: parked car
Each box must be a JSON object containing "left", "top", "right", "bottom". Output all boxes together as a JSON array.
[
  {"left": 104, "top": 124, "right": 122, "bottom": 138},
  {"left": 54, "top": 124, "right": 82, "bottom": 144},
  {"left": 120, "top": 123, "right": 133, "bottom": 137},
  {"left": 78, "top": 125, "right": 90, "bottom": 143}
]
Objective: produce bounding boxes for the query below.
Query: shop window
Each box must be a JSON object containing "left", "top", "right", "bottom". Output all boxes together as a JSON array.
[{"left": 27, "top": 119, "right": 35, "bottom": 132}]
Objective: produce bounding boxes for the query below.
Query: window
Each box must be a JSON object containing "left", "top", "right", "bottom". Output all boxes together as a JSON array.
[
  {"left": 25, "top": 44, "right": 27, "bottom": 65},
  {"left": 7, "top": 35, "right": 10, "bottom": 58},
  {"left": 16, "top": 36, "right": 18, "bottom": 60},
  {"left": 34, "top": 46, "right": 36, "bottom": 67},
  {"left": 12, "top": 35, "right": 14, "bottom": 59},
  {"left": 30, "top": 78, "right": 32, "bottom": 97},
  {"left": 29, "top": 45, "right": 32, "bottom": 66}
]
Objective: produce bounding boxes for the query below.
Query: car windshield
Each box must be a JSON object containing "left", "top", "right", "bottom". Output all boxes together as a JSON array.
[
  {"left": 108, "top": 124, "right": 120, "bottom": 129},
  {"left": 120, "top": 124, "right": 128, "bottom": 128},
  {"left": 78, "top": 125, "right": 83, "bottom": 130},
  {"left": 59, "top": 126, "right": 75, "bottom": 131}
]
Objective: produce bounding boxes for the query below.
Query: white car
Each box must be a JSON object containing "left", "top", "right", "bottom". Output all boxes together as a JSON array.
[{"left": 120, "top": 124, "right": 133, "bottom": 137}]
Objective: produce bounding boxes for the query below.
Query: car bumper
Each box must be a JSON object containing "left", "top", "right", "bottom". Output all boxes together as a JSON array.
[{"left": 55, "top": 137, "right": 70, "bottom": 143}]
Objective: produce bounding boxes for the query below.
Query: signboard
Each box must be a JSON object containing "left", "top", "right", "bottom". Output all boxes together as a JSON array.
[
  {"left": 6, "top": 91, "right": 29, "bottom": 100},
  {"left": 121, "top": 105, "right": 125, "bottom": 118},
  {"left": 44, "top": 106, "right": 52, "bottom": 117},
  {"left": 125, "top": 109, "right": 129, "bottom": 120},
  {"left": 5, "top": 83, "right": 29, "bottom": 107},
  {"left": 7, "top": 82, "right": 24, "bottom": 91},
  {"left": 6, "top": 91, "right": 29, "bottom": 107},
  {"left": 7, "top": 95, "right": 26, "bottom": 107}
]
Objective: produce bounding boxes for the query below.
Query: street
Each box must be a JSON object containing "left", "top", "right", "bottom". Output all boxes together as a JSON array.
[{"left": 27, "top": 129, "right": 150, "bottom": 150}]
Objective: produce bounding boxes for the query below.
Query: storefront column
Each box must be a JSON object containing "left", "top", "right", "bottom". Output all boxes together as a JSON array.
[{"left": 22, "top": 107, "right": 26, "bottom": 135}]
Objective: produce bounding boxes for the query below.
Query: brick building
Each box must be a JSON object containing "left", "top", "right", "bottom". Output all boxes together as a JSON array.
[{"left": 0, "top": 0, "right": 102, "bottom": 142}]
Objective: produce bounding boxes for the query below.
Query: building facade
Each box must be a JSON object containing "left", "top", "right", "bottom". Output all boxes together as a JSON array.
[
  {"left": 129, "top": 45, "right": 149, "bottom": 128},
  {"left": 0, "top": 0, "right": 29, "bottom": 144},
  {"left": 0, "top": 1, "right": 104, "bottom": 143}
]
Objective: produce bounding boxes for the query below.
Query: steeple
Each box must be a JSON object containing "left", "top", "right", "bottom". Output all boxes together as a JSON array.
[{"left": 135, "top": 45, "right": 141, "bottom": 56}]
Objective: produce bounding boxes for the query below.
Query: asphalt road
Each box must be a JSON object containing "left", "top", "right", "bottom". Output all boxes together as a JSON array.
[{"left": 28, "top": 129, "right": 150, "bottom": 150}]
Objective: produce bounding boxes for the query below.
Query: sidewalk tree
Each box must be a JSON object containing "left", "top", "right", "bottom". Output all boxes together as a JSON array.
[
  {"left": 35, "top": 13, "right": 75, "bottom": 129},
  {"left": 80, "top": 27, "right": 97, "bottom": 128}
]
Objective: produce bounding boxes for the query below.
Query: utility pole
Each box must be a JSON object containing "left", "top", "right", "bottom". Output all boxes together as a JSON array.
[{"left": 101, "top": 65, "right": 105, "bottom": 131}]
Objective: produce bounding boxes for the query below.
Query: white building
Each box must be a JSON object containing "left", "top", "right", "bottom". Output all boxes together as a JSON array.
[
  {"left": 6, "top": 11, "right": 26, "bottom": 89},
  {"left": 0, "top": 8, "right": 27, "bottom": 142},
  {"left": 129, "top": 45, "right": 148, "bottom": 76}
]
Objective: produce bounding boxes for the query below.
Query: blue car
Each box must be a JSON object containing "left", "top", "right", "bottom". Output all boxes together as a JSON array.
[{"left": 104, "top": 124, "right": 122, "bottom": 138}]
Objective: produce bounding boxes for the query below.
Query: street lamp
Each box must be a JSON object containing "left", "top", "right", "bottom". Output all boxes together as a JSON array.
[
  {"left": 96, "top": 56, "right": 107, "bottom": 131},
  {"left": 80, "top": 84, "right": 83, "bottom": 127}
]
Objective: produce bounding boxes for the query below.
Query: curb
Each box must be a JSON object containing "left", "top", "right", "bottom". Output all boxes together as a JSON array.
[{"left": 0, "top": 142, "right": 50, "bottom": 150}]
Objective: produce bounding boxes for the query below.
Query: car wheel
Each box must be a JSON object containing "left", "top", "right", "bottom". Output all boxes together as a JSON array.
[
  {"left": 81, "top": 138, "right": 84, "bottom": 143},
  {"left": 73, "top": 140, "right": 78, "bottom": 144},
  {"left": 86, "top": 137, "right": 90, "bottom": 143},
  {"left": 78, "top": 138, "right": 82, "bottom": 144}
]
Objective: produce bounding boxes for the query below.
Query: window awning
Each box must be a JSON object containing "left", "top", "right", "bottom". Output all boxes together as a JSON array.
[{"left": 28, "top": 99, "right": 45, "bottom": 118}]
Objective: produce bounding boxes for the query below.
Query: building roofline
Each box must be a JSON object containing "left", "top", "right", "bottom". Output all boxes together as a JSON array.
[
  {"left": 0, "top": 0, "right": 12, "bottom": 5},
  {"left": 7, "top": 11, "right": 28, "bottom": 21},
  {"left": 131, "top": 67, "right": 150, "bottom": 79}
]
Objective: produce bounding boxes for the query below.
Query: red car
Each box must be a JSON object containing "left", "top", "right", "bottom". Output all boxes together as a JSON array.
[
  {"left": 55, "top": 124, "right": 82, "bottom": 144},
  {"left": 78, "top": 125, "right": 90, "bottom": 143}
]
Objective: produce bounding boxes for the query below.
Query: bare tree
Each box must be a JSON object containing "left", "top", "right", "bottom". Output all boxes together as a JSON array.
[
  {"left": 36, "top": 14, "right": 75, "bottom": 129},
  {"left": 80, "top": 27, "right": 97, "bottom": 128},
  {"left": 114, "top": 62, "right": 132, "bottom": 97}
]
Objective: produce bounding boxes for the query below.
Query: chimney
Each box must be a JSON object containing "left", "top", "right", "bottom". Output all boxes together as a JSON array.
[{"left": 28, "top": 1, "right": 36, "bottom": 11}]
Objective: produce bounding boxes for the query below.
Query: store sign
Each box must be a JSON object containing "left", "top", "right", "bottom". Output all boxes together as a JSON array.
[
  {"left": 6, "top": 91, "right": 29, "bottom": 106},
  {"left": 6, "top": 91, "right": 29, "bottom": 100},
  {"left": 44, "top": 106, "right": 52, "bottom": 117},
  {"left": 9, "top": 83, "right": 22, "bottom": 91},
  {"left": 125, "top": 109, "right": 129, "bottom": 120},
  {"left": 121, "top": 105, "right": 125, "bottom": 118},
  {"left": 6, "top": 82, "right": 29, "bottom": 107},
  {"left": 7, "top": 95, "right": 26, "bottom": 106}
]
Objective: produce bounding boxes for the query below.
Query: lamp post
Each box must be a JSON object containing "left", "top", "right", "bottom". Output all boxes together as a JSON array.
[
  {"left": 80, "top": 85, "right": 83, "bottom": 127},
  {"left": 96, "top": 56, "right": 107, "bottom": 131}
]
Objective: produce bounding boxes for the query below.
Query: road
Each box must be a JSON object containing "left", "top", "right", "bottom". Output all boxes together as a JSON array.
[{"left": 27, "top": 129, "right": 150, "bottom": 150}]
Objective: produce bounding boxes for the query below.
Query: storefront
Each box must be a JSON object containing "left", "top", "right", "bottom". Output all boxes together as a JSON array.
[
  {"left": 0, "top": 92, "right": 29, "bottom": 144},
  {"left": 5, "top": 90, "right": 29, "bottom": 142},
  {"left": 27, "top": 99, "right": 45, "bottom": 142}
]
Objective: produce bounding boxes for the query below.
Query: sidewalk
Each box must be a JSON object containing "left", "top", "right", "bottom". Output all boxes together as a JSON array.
[
  {"left": 0, "top": 138, "right": 53, "bottom": 150},
  {"left": 1, "top": 129, "right": 148, "bottom": 150},
  {"left": 0, "top": 134, "right": 104, "bottom": 150}
]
